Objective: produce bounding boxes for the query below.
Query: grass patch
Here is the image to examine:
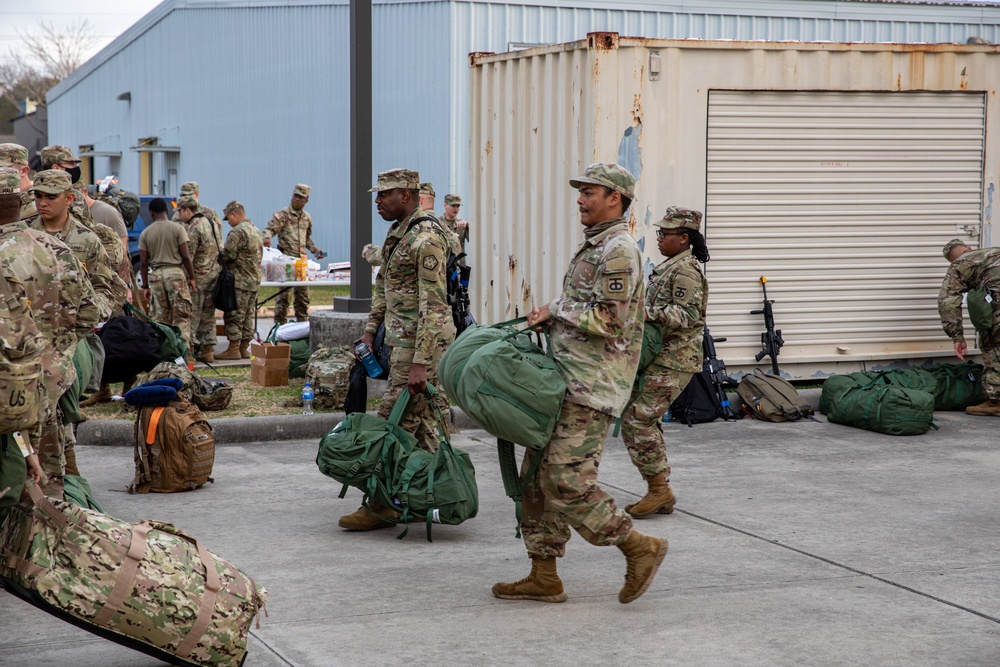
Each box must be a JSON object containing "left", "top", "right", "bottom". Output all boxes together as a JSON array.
[
  {"left": 81, "top": 365, "right": 382, "bottom": 421},
  {"left": 257, "top": 284, "right": 352, "bottom": 303}
]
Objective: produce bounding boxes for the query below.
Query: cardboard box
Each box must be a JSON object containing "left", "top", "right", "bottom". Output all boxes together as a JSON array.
[{"left": 250, "top": 342, "right": 290, "bottom": 387}]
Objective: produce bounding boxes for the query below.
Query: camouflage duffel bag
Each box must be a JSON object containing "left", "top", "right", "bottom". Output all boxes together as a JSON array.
[
  {"left": 141, "top": 361, "right": 233, "bottom": 411},
  {"left": 0, "top": 484, "right": 267, "bottom": 667},
  {"left": 305, "top": 345, "right": 356, "bottom": 410}
]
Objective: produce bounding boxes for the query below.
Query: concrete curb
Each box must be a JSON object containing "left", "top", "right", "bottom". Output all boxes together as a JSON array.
[{"left": 77, "top": 388, "right": 822, "bottom": 447}]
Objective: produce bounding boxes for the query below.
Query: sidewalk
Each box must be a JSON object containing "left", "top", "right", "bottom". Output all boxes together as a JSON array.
[{"left": 2, "top": 409, "right": 999, "bottom": 666}]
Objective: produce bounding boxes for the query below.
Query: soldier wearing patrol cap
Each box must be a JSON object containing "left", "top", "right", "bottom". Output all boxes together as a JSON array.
[
  {"left": 263, "top": 184, "right": 326, "bottom": 325},
  {"left": 172, "top": 181, "right": 224, "bottom": 240},
  {"left": 0, "top": 143, "right": 34, "bottom": 219},
  {"left": 418, "top": 182, "right": 436, "bottom": 216},
  {"left": 217, "top": 201, "right": 263, "bottom": 360},
  {"left": 492, "top": 162, "right": 666, "bottom": 606},
  {"left": 177, "top": 196, "right": 223, "bottom": 361},
  {"left": 441, "top": 194, "right": 470, "bottom": 259},
  {"left": 1, "top": 166, "right": 100, "bottom": 500},
  {"left": 939, "top": 238, "right": 1000, "bottom": 416},
  {"left": 620, "top": 206, "right": 710, "bottom": 520},
  {"left": 338, "top": 168, "right": 455, "bottom": 532}
]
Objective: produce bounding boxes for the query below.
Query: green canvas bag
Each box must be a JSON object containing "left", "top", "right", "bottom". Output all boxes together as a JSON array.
[
  {"left": 265, "top": 324, "right": 309, "bottom": 378},
  {"left": 124, "top": 302, "right": 187, "bottom": 361},
  {"left": 967, "top": 288, "right": 994, "bottom": 333},
  {"left": 439, "top": 317, "right": 566, "bottom": 450},
  {"left": 926, "top": 361, "right": 986, "bottom": 411},
  {"left": 62, "top": 474, "right": 104, "bottom": 512},
  {"left": 736, "top": 371, "right": 814, "bottom": 422},
  {"left": 316, "top": 390, "right": 414, "bottom": 510},
  {"left": 826, "top": 379, "right": 936, "bottom": 436},
  {"left": 0, "top": 434, "right": 28, "bottom": 523}
]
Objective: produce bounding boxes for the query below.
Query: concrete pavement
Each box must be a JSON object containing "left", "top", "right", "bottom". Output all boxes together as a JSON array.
[{"left": 2, "top": 409, "right": 999, "bottom": 666}]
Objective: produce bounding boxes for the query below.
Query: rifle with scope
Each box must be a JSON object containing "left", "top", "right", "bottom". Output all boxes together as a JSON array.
[{"left": 750, "top": 276, "right": 784, "bottom": 375}]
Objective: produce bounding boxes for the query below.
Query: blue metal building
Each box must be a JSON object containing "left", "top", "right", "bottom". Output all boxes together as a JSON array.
[{"left": 47, "top": 0, "right": 1000, "bottom": 261}]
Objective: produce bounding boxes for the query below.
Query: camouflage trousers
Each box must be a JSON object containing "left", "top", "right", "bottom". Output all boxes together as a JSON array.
[
  {"left": 620, "top": 365, "right": 694, "bottom": 479},
  {"left": 377, "top": 345, "right": 447, "bottom": 453},
  {"left": 191, "top": 275, "right": 219, "bottom": 348},
  {"left": 520, "top": 400, "right": 633, "bottom": 559},
  {"left": 274, "top": 286, "right": 309, "bottom": 325},
  {"left": 149, "top": 267, "right": 193, "bottom": 354},
  {"left": 979, "top": 332, "right": 1000, "bottom": 400},
  {"left": 224, "top": 288, "right": 257, "bottom": 343},
  {"left": 28, "top": 400, "right": 69, "bottom": 499}
]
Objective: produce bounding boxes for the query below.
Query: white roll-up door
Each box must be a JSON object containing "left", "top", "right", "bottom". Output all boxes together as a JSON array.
[{"left": 705, "top": 90, "right": 985, "bottom": 366}]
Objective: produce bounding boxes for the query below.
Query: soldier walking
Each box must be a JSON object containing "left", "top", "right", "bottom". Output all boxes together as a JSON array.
[
  {"left": 263, "top": 184, "right": 326, "bottom": 325},
  {"left": 178, "top": 196, "right": 222, "bottom": 362},
  {"left": 939, "top": 239, "right": 1000, "bottom": 415},
  {"left": 139, "top": 198, "right": 196, "bottom": 363},
  {"left": 216, "top": 201, "right": 263, "bottom": 360},
  {"left": 620, "top": 207, "right": 710, "bottom": 518},
  {"left": 338, "top": 169, "right": 455, "bottom": 531},
  {"left": 492, "top": 163, "right": 666, "bottom": 605}
]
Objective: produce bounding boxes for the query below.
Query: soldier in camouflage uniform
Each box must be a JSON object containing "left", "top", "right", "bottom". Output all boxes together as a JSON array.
[
  {"left": 217, "top": 201, "right": 264, "bottom": 359},
  {"left": 172, "top": 181, "right": 223, "bottom": 241},
  {"left": 28, "top": 170, "right": 121, "bottom": 322},
  {"left": 620, "top": 207, "right": 710, "bottom": 518},
  {"left": 0, "top": 143, "right": 35, "bottom": 220},
  {"left": 441, "top": 194, "right": 470, "bottom": 259},
  {"left": 177, "top": 196, "right": 222, "bottom": 361},
  {"left": 939, "top": 238, "right": 1000, "bottom": 415},
  {"left": 2, "top": 167, "right": 99, "bottom": 498},
  {"left": 338, "top": 169, "right": 456, "bottom": 532},
  {"left": 140, "top": 198, "right": 196, "bottom": 363},
  {"left": 418, "top": 182, "right": 436, "bottom": 217},
  {"left": 492, "top": 163, "right": 667, "bottom": 605},
  {"left": 263, "top": 184, "right": 326, "bottom": 325}
]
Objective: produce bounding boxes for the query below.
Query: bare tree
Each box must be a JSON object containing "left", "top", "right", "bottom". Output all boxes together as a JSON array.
[{"left": 0, "top": 19, "right": 97, "bottom": 134}]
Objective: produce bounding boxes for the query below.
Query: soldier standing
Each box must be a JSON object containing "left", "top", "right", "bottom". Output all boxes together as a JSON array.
[
  {"left": 0, "top": 143, "right": 35, "bottom": 219},
  {"left": 418, "top": 182, "right": 436, "bottom": 216},
  {"left": 2, "top": 167, "right": 99, "bottom": 499},
  {"left": 620, "top": 207, "right": 710, "bottom": 518},
  {"left": 173, "top": 181, "right": 223, "bottom": 240},
  {"left": 441, "top": 194, "right": 470, "bottom": 258},
  {"left": 178, "top": 196, "right": 222, "bottom": 362},
  {"left": 492, "top": 163, "right": 666, "bottom": 605},
  {"left": 216, "top": 201, "right": 263, "bottom": 360},
  {"left": 338, "top": 169, "right": 455, "bottom": 531},
  {"left": 139, "top": 198, "right": 196, "bottom": 363},
  {"left": 939, "top": 239, "right": 1000, "bottom": 416},
  {"left": 263, "top": 184, "right": 326, "bottom": 325}
]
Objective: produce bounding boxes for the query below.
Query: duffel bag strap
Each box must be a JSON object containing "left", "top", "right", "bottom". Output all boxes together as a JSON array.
[
  {"left": 497, "top": 439, "right": 543, "bottom": 539},
  {"left": 492, "top": 316, "right": 528, "bottom": 328},
  {"left": 91, "top": 521, "right": 154, "bottom": 626},
  {"left": 386, "top": 388, "right": 411, "bottom": 427},
  {"left": 175, "top": 539, "right": 222, "bottom": 659}
]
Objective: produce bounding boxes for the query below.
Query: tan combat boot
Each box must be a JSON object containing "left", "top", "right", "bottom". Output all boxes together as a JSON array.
[
  {"left": 338, "top": 503, "right": 400, "bottom": 530},
  {"left": 240, "top": 340, "right": 252, "bottom": 359},
  {"left": 966, "top": 399, "right": 1000, "bottom": 416},
  {"left": 79, "top": 385, "right": 112, "bottom": 407},
  {"left": 200, "top": 345, "right": 214, "bottom": 363},
  {"left": 491, "top": 556, "right": 568, "bottom": 603},
  {"left": 617, "top": 530, "right": 668, "bottom": 604},
  {"left": 626, "top": 472, "right": 676, "bottom": 518},
  {"left": 215, "top": 341, "right": 242, "bottom": 361}
]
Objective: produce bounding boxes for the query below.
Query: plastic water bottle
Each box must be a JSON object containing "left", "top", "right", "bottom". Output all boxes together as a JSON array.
[
  {"left": 662, "top": 407, "right": 673, "bottom": 423},
  {"left": 355, "top": 341, "right": 383, "bottom": 378},
  {"left": 301, "top": 382, "right": 314, "bottom": 415}
]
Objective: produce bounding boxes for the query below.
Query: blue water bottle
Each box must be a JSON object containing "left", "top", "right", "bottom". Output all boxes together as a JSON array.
[
  {"left": 355, "top": 339, "right": 383, "bottom": 378},
  {"left": 301, "top": 382, "right": 314, "bottom": 415},
  {"left": 662, "top": 407, "right": 673, "bottom": 423}
]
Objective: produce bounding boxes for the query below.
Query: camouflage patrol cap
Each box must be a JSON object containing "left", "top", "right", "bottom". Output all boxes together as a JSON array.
[
  {"left": 444, "top": 194, "right": 462, "bottom": 205},
  {"left": 569, "top": 162, "right": 635, "bottom": 200},
  {"left": 223, "top": 200, "right": 244, "bottom": 218},
  {"left": 942, "top": 238, "right": 970, "bottom": 258},
  {"left": 0, "top": 167, "right": 20, "bottom": 194},
  {"left": 0, "top": 143, "right": 29, "bottom": 168},
  {"left": 180, "top": 181, "right": 199, "bottom": 197},
  {"left": 655, "top": 206, "right": 703, "bottom": 231},
  {"left": 293, "top": 183, "right": 311, "bottom": 198},
  {"left": 40, "top": 145, "right": 81, "bottom": 165},
  {"left": 29, "top": 169, "right": 73, "bottom": 194},
  {"left": 419, "top": 182, "right": 435, "bottom": 196},
  {"left": 178, "top": 196, "right": 200, "bottom": 211},
  {"left": 369, "top": 169, "right": 420, "bottom": 193}
]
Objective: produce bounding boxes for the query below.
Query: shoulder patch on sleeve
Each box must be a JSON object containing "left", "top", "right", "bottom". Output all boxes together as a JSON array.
[{"left": 422, "top": 255, "right": 439, "bottom": 272}]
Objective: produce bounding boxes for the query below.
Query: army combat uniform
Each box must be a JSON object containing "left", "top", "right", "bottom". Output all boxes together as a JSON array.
[
  {"left": 183, "top": 203, "right": 223, "bottom": 353},
  {"left": 222, "top": 215, "right": 264, "bottom": 350},
  {"left": 264, "top": 184, "right": 321, "bottom": 324},
  {"left": 938, "top": 241, "right": 1000, "bottom": 413},
  {"left": 140, "top": 219, "right": 194, "bottom": 354},
  {"left": 173, "top": 182, "right": 224, "bottom": 241}
]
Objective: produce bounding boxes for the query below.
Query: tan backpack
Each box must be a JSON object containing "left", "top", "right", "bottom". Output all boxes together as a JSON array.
[{"left": 129, "top": 400, "right": 215, "bottom": 493}]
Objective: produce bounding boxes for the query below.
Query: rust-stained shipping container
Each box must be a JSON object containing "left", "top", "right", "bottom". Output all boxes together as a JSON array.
[{"left": 469, "top": 33, "right": 1000, "bottom": 378}]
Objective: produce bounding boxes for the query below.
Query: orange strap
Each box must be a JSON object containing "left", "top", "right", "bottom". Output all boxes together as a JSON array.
[{"left": 145, "top": 407, "right": 165, "bottom": 446}]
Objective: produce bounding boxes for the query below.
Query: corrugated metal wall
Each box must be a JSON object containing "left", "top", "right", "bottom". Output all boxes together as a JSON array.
[
  {"left": 469, "top": 37, "right": 1000, "bottom": 376},
  {"left": 47, "top": 0, "right": 1000, "bottom": 265}
]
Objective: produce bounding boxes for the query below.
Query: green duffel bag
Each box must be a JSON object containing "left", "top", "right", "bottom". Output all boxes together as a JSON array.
[
  {"left": 439, "top": 317, "right": 566, "bottom": 450},
  {"left": 58, "top": 336, "right": 95, "bottom": 425},
  {"left": 388, "top": 386, "right": 478, "bottom": 541},
  {"left": 316, "top": 389, "right": 414, "bottom": 509},
  {"left": 638, "top": 321, "right": 663, "bottom": 373},
  {"left": 124, "top": 302, "right": 187, "bottom": 361},
  {"left": 967, "top": 287, "right": 994, "bottom": 332},
  {"left": 0, "top": 433, "right": 28, "bottom": 524},
  {"left": 826, "top": 381, "right": 936, "bottom": 436},
  {"left": 819, "top": 374, "right": 865, "bottom": 415},
  {"left": 876, "top": 368, "right": 938, "bottom": 395},
  {"left": 63, "top": 474, "right": 104, "bottom": 512},
  {"left": 926, "top": 361, "right": 986, "bottom": 411}
]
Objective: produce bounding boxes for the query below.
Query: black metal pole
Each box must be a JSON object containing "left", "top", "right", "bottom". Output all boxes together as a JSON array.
[{"left": 335, "top": 0, "right": 373, "bottom": 313}]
